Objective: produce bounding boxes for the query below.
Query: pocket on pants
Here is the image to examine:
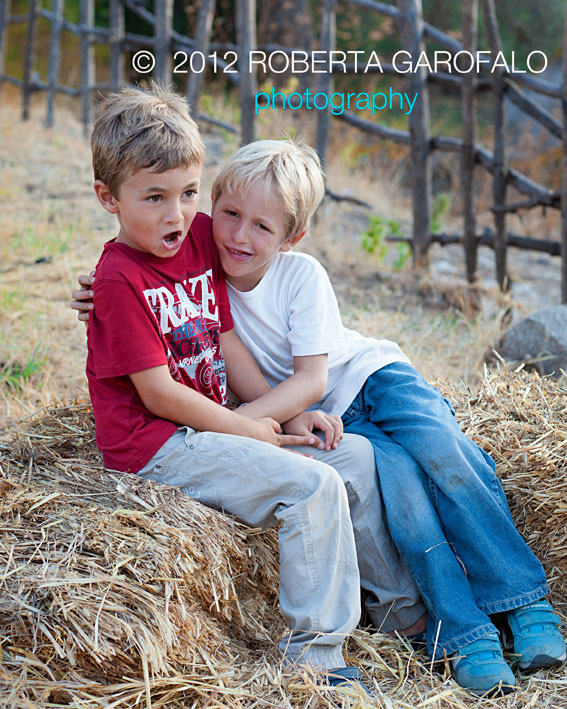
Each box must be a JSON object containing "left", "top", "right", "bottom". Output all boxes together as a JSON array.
[{"left": 143, "top": 430, "right": 222, "bottom": 508}]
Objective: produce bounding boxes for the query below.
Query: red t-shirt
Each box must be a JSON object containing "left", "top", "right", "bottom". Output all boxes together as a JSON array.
[{"left": 86, "top": 212, "right": 233, "bottom": 473}]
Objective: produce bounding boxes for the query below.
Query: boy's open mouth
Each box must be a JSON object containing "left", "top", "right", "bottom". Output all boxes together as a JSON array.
[{"left": 162, "top": 231, "right": 182, "bottom": 250}]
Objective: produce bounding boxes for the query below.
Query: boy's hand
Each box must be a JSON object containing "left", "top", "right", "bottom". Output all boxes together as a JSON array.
[
  {"left": 244, "top": 415, "right": 317, "bottom": 449},
  {"left": 70, "top": 271, "right": 95, "bottom": 322},
  {"left": 282, "top": 410, "right": 343, "bottom": 451}
]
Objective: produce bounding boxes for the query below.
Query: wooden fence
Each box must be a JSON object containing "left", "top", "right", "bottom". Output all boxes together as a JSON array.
[{"left": 1, "top": 0, "right": 566, "bottom": 303}]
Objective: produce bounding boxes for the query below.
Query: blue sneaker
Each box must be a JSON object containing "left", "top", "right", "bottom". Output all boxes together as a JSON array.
[
  {"left": 326, "top": 667, "right": 373, "bottom": 696},
  {"left": 452, "top": 634, "right": 516, "bottom": 696},
  {"left": 507, "top": 600, "right": 566, "bottom": 671}
]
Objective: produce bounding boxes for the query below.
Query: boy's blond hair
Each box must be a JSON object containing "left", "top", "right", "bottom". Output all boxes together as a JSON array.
[
  {"left": 211, "top": 139, "right": 325, "bottom": 240},
  {"left": 91, "top": 83, "right": 204, "bottom": 197}
]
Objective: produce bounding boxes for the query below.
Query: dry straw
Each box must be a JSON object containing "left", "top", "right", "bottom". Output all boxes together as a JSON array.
[{"left": 1, "top": 367, "right": 566, "bottom": 708}]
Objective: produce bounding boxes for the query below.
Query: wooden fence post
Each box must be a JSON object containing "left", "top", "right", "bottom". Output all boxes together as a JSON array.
[
  {"left": 236, "top": 0, "right": 257, "bottom": 144},
  {"left": 154, "top": 0, "right": 173, "bottom": 84},
  {"left": 80, "top": 0, "right": 94, "bottom": 136},
  {"left": 45, "top": 0, "right": 63, "bottom": 127},
  {"left": 481, "top": 0, "right": 508, "bottom": 291},
  {"left": 397, "top": 0, "right": 432, "bottom": 269},
  {"left": 22, "top": 0, "right": 38, "bottom": 120},
  {"left": 0, "top": 0, "right": 11, "bottom": 91},
  {"left": 461, "top": 0, "right": 478, "bottom": 283},
  {"left": 562, "top": 1, "right": 567, "bottom": 303},
  {"left": 109, "top": 0, "right": 124, "bottom": 92},
  {"left": 22, "top": 0, "right": 37, "bottom": 121},
  {"left": 187, "top": 0, "right": 216, "bottom": 116},
  {"left": 316, "top": 0, "right": 337, "bottom": 168}
]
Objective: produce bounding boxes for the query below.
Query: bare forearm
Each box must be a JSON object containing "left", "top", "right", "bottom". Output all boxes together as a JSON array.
[
  {"left": 238, "top": 371, "right": 325, "bottom": 423},
  {"left": 137, "top": 375, "right": 261, "bottom": 438}
]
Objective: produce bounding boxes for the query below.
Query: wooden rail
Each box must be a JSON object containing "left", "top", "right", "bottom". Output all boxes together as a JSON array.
[{"left": 0, "top": 0, "right": 564, "bottom": 301}]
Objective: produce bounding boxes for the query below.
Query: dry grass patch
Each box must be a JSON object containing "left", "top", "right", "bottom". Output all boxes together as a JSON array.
[{"left": 1, "top": 367, "right": 566, "bottom": 707}]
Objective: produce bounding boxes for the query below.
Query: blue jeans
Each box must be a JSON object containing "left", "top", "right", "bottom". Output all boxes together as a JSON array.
[{"left": 342, "top": 362, "right": 548, "bottom": 658}]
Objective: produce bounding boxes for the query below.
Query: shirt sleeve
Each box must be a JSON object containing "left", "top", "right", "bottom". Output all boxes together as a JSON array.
[
  {"left": 216, "top": 269, "right": 234, "bottom": 333},
  {"left": 286, "top": 257, "right": 345, "bottom": 357},
  {"left": 88, "top": 276, "right": 168, "bottom": 379}
]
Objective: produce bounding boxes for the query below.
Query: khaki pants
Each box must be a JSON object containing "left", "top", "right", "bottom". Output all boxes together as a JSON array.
[{"left": 139, "top": 427, "right": 424, "bottom": 669}]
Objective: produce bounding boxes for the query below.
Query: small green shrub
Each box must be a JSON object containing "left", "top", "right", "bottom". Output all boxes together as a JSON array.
[
  {"left": 361, "top": 215, "right": 411, "bottom": 271},
  {"left": 432, "top": 193, "right": 451, "bottom": 233},
  {"left": 10, "top": 225, "right": 72, "bottom": 260},
  {"left": 0, "top": 289, "right": 22, "bottom": 312},
  {"left": 0, "top": 344, "right": 46, "bottom": 392}
]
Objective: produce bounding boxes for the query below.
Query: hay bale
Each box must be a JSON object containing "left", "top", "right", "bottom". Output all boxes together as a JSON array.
[
  {"left": 1, "top": 404, "right": 285, "bottom": 706},
  {"left": 439, "top": 366, "right": 567, "bottom": 606},
  {"left": 1, "top": 380, "right": 566, "bottom": 708}
]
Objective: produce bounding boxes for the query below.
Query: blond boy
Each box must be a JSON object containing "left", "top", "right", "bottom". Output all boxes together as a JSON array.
[{"left": 206, "top": 140, "right": 564, "bottom": 696}]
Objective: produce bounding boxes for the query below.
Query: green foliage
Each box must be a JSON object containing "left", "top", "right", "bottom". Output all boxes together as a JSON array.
[
  {"left": 392, "top": 241, "right": 412, "bottom": 271},
  {"left": 361, "top": 215, "right": 411, "bottom": 271},
  {"left": 0, "top": 289, "right": 23, "bottom": 312},
  {"left": 362, "top": 215, "right": 388, "bottom": 261},
  {"left": 10, "top": 225, "right": 73, "bottom": 260},
  {"left": 422, "top": 0, "right": 563, "bottom": 64},
  {"left": 431, "top": 193, "right": 450, "bottom": 233},
  {"left": 360, "top": 196, "right": 448, "bottom": 269},
  {"left": 56, "top": 0, "right": 189, "bottom": 36},
  {"left": 0, "top": 344, "right": 46, "bottom": 392}
]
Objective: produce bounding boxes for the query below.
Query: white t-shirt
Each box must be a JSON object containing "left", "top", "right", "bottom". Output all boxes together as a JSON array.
[{"left": 227, "top": 251, "right": 410, "bottom": 416}]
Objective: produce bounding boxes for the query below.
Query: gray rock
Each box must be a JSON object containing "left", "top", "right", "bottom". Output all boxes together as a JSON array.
[{"left": 499, "top": 305, "right": 567, "bottom": 376}]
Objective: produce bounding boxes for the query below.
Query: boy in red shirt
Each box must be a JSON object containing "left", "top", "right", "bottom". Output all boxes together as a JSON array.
[{"left": 86, "top": 83, "right": 380, "bottom": 692}]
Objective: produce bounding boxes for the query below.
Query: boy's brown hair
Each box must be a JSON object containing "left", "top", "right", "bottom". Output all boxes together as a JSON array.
[{"left": 91, "top": 82, "right": 204, "bottom": 197}]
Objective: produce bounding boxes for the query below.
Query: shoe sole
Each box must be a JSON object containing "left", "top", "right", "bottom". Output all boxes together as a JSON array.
[
  {"left": 519, "top": 652, "right": 567, "bottom": 672},
  {"left": 451, "top": 669, "right": 517, "bottom": 698},
  {"left": 466, "top": 683, "right": 517, "bottom": 698}
]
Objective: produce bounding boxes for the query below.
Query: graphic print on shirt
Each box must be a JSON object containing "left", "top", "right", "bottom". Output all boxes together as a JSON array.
[{"left": 143, "top": 268, "right": 227, "bottom": 403}]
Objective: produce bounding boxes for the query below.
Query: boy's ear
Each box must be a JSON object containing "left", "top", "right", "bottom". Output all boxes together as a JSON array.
[
  {"left": 280, "top": 229, "right": 307, "bottom": 253},
  {"left": 94, "top": 180, "right": 119, "bottom": 214}
]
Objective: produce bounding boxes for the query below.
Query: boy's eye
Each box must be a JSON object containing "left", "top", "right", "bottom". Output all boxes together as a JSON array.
[
  {"left": 184, "top": 189, "right": 198, "bottom": 199},
  {"left": 147, "top": 194, "right": 162, "bottom": 203},
  {"left": 256, "top": 222, "right": 271, "bottom": 232},
  {"left": 224, "top": 209, "right": 238, "bottom": 217}
]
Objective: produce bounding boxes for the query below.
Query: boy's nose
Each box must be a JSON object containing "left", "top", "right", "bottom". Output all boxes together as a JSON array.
[
  {"left": 232, "top": 222, "right": 248, "bottom": 243},
  {"left": 165, "top": 201, "right": 184, "bottom": 223}
]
